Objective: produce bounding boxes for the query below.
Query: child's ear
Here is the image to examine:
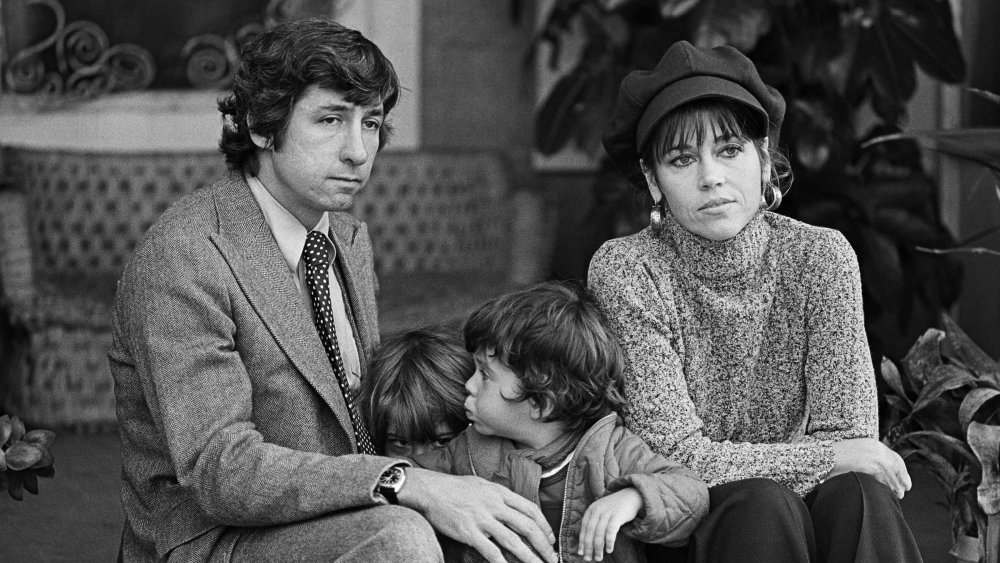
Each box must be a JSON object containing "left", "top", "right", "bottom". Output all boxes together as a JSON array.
[{"left": 530, "top": 398, "right": 554, "bottom": 420}]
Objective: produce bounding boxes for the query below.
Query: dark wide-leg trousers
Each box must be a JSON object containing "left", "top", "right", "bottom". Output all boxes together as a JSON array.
[{"left": 648, "top": 473, "right": 923, "bottom": 563}]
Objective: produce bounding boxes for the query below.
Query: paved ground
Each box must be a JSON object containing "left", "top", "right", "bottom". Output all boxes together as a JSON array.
[{"left": 0, "top": 431, "right": 956, "bottom": 562}]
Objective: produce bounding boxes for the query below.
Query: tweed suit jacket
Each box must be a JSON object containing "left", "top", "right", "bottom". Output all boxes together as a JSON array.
[{"left": 109, "top": 170, "right": 402, "bottom": 561}]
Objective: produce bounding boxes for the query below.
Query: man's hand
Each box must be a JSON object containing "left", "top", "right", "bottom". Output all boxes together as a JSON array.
[
  {"left": 829, "top": 438, "right": 912, "bottom": 498},
  {"left": 577, "top": 488, "right": 641, "bottom": 562},
  {"left": 400, "top": 467, "right": 557, "bottom": 563}
]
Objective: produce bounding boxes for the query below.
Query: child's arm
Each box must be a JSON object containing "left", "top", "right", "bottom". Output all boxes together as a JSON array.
[
  {"left": 577, "top": 488, "right": 642, "bottom": 561},
  {"left": 600, "top": 425, "right": 709, "bottom": 547}
]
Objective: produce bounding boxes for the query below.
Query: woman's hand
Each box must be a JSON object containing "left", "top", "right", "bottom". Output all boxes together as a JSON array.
[
  {"left": 577, "top": 488, "right": 642, "bottom": 561},
  {"left": 829, "top": 438, "right": 911, "bottom": 498}
]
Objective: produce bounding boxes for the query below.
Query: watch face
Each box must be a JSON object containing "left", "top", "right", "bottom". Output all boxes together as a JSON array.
[{"left": 381, "top": 466, "right": 404, "bottom": 490}]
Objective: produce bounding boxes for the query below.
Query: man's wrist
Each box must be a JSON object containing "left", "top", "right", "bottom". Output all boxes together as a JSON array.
[{"left": 376, "top": 465, "right": 406, "bottom": 504}]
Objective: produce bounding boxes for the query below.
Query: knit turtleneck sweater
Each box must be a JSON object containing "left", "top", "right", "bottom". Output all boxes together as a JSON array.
[{"left": 588, "top": 209, "right": 877, "bottom": 496}]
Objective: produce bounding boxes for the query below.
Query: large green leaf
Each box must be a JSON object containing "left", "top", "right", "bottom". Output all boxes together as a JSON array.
[
  {"left": 535, "top": 65, "right": 594, "bottom": 155},
  {"left": 907, "top": 370, "right": 975, "bottom": 420},
  {"left": 857, "top": 18, "right": 915, "bottom": 123},
  {"left": 942, "top": 315, "right": 1000, "bottom": 384},
  {"left": 960, "top": 389, "right": 1000, "bottom": 435},
  {"left": 884, "top": 0, "right": 965, "bottom": 83},
  {"left": 896, "top": 430, "right": 979, "bottom": 469},
  {"left": 902, "top": 328, "right": 945, "bottom": 386},
  {"left": 864, "top": 128, "right": 1000, "bottom": 175},
  {"left": 881, "top": 357, "right": 913, "bottom": 406}
]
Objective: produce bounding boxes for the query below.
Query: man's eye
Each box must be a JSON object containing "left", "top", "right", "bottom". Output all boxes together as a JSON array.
[
  {"left": 321, "top": 116, "right": 341, "bottom": 125},
  {"left": 363, "top": 119, "right": 382, "bottom": 130}
]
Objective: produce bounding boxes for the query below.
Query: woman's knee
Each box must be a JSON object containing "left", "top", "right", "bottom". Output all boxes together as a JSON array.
[
  {"left": 811, "top": 471, "right": 895, "bottom": 509},
  {"left": 711, "top": 478, "right": 802, "bottom": 516}
]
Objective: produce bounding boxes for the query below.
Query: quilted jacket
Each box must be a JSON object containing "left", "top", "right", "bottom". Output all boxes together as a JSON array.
[{"left": 413, "top": 413, "right": 708, "bottom": 562}]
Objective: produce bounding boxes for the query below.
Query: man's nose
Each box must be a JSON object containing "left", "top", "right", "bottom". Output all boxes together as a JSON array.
[{"left": 340, "top": 123, "right": 370, "bottom": 165}]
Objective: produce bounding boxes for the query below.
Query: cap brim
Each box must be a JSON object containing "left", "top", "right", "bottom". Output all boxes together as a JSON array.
[{"left": 636, "top": 75, "right": 768, "bottom": 150}]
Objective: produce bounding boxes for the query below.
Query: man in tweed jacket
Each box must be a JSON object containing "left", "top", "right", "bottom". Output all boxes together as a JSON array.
[{"left": 109, "top": 19, "right": 556, "bottom": 563}]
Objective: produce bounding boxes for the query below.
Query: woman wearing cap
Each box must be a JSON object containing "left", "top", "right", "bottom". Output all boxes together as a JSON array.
[{"left": 588, "top": 41, "right": 922, "bottom": 562}]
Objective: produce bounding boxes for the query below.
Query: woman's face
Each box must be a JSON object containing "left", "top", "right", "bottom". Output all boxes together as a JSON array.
[{"left": 643, "top": 114, "right": 765, "bottom": 241}]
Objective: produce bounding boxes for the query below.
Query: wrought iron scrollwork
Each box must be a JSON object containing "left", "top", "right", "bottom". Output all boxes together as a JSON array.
[{"left": 3, "top": 0, "right": 155, "bottom": 96}]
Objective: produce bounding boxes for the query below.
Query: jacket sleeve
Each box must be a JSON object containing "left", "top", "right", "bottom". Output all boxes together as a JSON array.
[
  {"left": 113, "top": 225, "right": 402, "bottom": 527},
  {"left": 603, "top": 426, "right": 708, "bottom": 546},
  {"left": 588, "top": 238, "right": 838, "bottom": 496}
]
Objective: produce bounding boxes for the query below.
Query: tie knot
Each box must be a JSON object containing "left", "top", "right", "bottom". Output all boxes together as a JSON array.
[{"left": 303, "top": 231, "right": 333, "bottom": 270}]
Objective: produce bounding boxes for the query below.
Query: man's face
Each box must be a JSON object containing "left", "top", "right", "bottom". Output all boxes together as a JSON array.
[{"left": 252, "top": 85, "right": 385, "bottom": 228}]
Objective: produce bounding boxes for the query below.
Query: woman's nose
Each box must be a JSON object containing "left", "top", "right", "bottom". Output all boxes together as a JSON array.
[{"left": 699, "top": 158, "right": 724, "bottom": 189}]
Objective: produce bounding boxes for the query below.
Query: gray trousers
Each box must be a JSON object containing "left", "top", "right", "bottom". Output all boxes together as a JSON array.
[{"left": 210, "top": 504, "right": 444, "bottom": 562}]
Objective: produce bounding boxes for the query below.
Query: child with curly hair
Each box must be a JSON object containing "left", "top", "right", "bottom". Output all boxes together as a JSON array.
[{"left": 411, "top": 281, "right": 708, "bottom": 562}]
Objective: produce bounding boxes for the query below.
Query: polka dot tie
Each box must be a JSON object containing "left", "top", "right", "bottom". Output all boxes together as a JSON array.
[{"left": 302, "top": 231, "right": 376, "bottom": 455}]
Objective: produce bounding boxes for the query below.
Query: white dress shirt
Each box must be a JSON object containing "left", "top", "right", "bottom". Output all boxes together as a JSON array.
[{"left": 246, "top": 174, "right": 361, "bottom": 391}]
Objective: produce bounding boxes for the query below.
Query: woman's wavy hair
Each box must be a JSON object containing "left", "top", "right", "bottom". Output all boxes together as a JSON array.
[
  {"left": 640, "top": 98, "right": 793, "bottom": 210},
  {"left": 218, "top": 18, "right": 400, "bottom": 173},
  {"left": 360, "top": 327, "right": 472, "bottom": 454},
  {"left": 463, "top": 281, "right": 627, "bottom": 439}
]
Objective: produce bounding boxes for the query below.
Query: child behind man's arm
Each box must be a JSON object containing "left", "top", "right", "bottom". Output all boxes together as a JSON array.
[
  {"left": 359, "top": 327, "right": 471, "bottom": 458},
  {"left": 410, "top": 282, "right": 709, "bottom": 562}
]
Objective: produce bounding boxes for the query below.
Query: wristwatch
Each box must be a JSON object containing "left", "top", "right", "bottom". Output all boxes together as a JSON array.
[{"left": 377, "top": 465, "right": 406, "bottom": 504}]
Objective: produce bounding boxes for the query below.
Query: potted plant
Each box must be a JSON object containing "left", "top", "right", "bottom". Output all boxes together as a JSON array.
[
  {"left": 873, "top": 88, "right": 1000, "bottom": 562},
  {"left": 881, "top": 317, "right": 1000, "bottom": 561},
  {"left": 0, "top": 414, "right": 56, "bottom": 501}
]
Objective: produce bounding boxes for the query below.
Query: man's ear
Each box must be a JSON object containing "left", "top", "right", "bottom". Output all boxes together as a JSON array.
[{"left": 249, "top": 120, "right": 271, "bottom": 150}]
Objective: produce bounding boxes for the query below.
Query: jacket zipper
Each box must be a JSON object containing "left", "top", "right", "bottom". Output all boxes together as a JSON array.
[{"left": 557, "top": 461, "right": 573, "bottom": 563}]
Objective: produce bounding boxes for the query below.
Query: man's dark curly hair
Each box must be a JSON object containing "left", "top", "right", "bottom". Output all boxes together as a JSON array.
[
  {"left": 463, "top": 281, "right": 628, "bottom": 438},
  {"left": 218, "top": 18, "right": 400, "bottom": 172}
]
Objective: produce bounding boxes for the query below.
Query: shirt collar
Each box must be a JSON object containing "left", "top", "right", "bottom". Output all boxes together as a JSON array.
[{"left": 246, "top": 173, "right": 332, "bottom": 275}]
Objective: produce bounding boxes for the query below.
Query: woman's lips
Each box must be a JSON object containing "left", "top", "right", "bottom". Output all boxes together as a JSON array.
[{"left": 699, "top": 198, "right": 733, "bottom": 211}]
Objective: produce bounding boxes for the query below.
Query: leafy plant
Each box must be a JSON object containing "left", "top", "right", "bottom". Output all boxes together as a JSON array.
[
  {"left": 882, "top": 317, "right": 1000, "bottom": 553},
  {"left": 534, "top": 0, "right": 967, "bottom": 361},
  {"left": 0, "top": 414, "right": 56, "bottom": 501}
]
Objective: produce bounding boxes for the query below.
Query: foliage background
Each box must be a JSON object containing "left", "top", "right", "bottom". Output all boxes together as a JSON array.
[{"left": 534, "top": 0, "right": 969, "bottom": 365}]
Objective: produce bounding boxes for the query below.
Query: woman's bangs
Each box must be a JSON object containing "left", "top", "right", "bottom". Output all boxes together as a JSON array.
[{"left": 649, "top": 101, "right": 758, "bottom": 160}]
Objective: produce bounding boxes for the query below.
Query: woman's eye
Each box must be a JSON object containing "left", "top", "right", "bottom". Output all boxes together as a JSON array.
[
  {"left": 389, "top": 438, "right": 410, "bottom": 447},
  {"left": 720, "top": 143, "right": 744, "bottom": 158},
  {"left": 670, "top": 154, "right": 694, "bottom": 167}
]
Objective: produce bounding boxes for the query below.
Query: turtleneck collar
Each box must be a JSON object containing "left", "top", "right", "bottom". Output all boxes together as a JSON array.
[{"left": 660, "top": 207, "right": 770, "bottom": 280}]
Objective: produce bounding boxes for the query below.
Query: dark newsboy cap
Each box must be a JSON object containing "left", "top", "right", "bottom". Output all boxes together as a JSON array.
[{"left": 602, "top": 40, "right": 785, "bottom": 189}]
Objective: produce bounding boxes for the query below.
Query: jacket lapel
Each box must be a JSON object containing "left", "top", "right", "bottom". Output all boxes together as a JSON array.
[
  {"left": 208, "top": 172, "right": 357, "bottom": 447},
  {"left": 328, "top": 213, "right": 377, "bottom": 375}
]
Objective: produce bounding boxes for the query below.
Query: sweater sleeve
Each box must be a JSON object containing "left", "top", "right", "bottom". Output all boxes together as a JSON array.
[
  {"left": 588, "top": 238, "right": 837, "bottom": 496},
  {"left": 798, "top": 231, "right": 879, "bottom": 443}
]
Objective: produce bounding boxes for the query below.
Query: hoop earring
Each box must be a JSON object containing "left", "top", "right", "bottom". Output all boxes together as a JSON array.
[
  {"left": 762, "top": 184, "right": 782, "bottom": 211},
  {"left": 650, "top": 202, "right": 665, "bottom": 234}
]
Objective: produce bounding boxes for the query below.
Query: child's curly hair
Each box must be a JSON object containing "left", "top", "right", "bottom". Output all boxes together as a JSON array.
[{"left": 463, "top": 281, "right": 627, "bottom": 437}]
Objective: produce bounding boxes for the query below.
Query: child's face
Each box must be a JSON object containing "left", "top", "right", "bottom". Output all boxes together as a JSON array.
[
  {"left": 384, "top": 421, "right": 458, "bottom": 458},
  {"left": 464, "top": 351, "right": 537, "bottom": 444}
]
